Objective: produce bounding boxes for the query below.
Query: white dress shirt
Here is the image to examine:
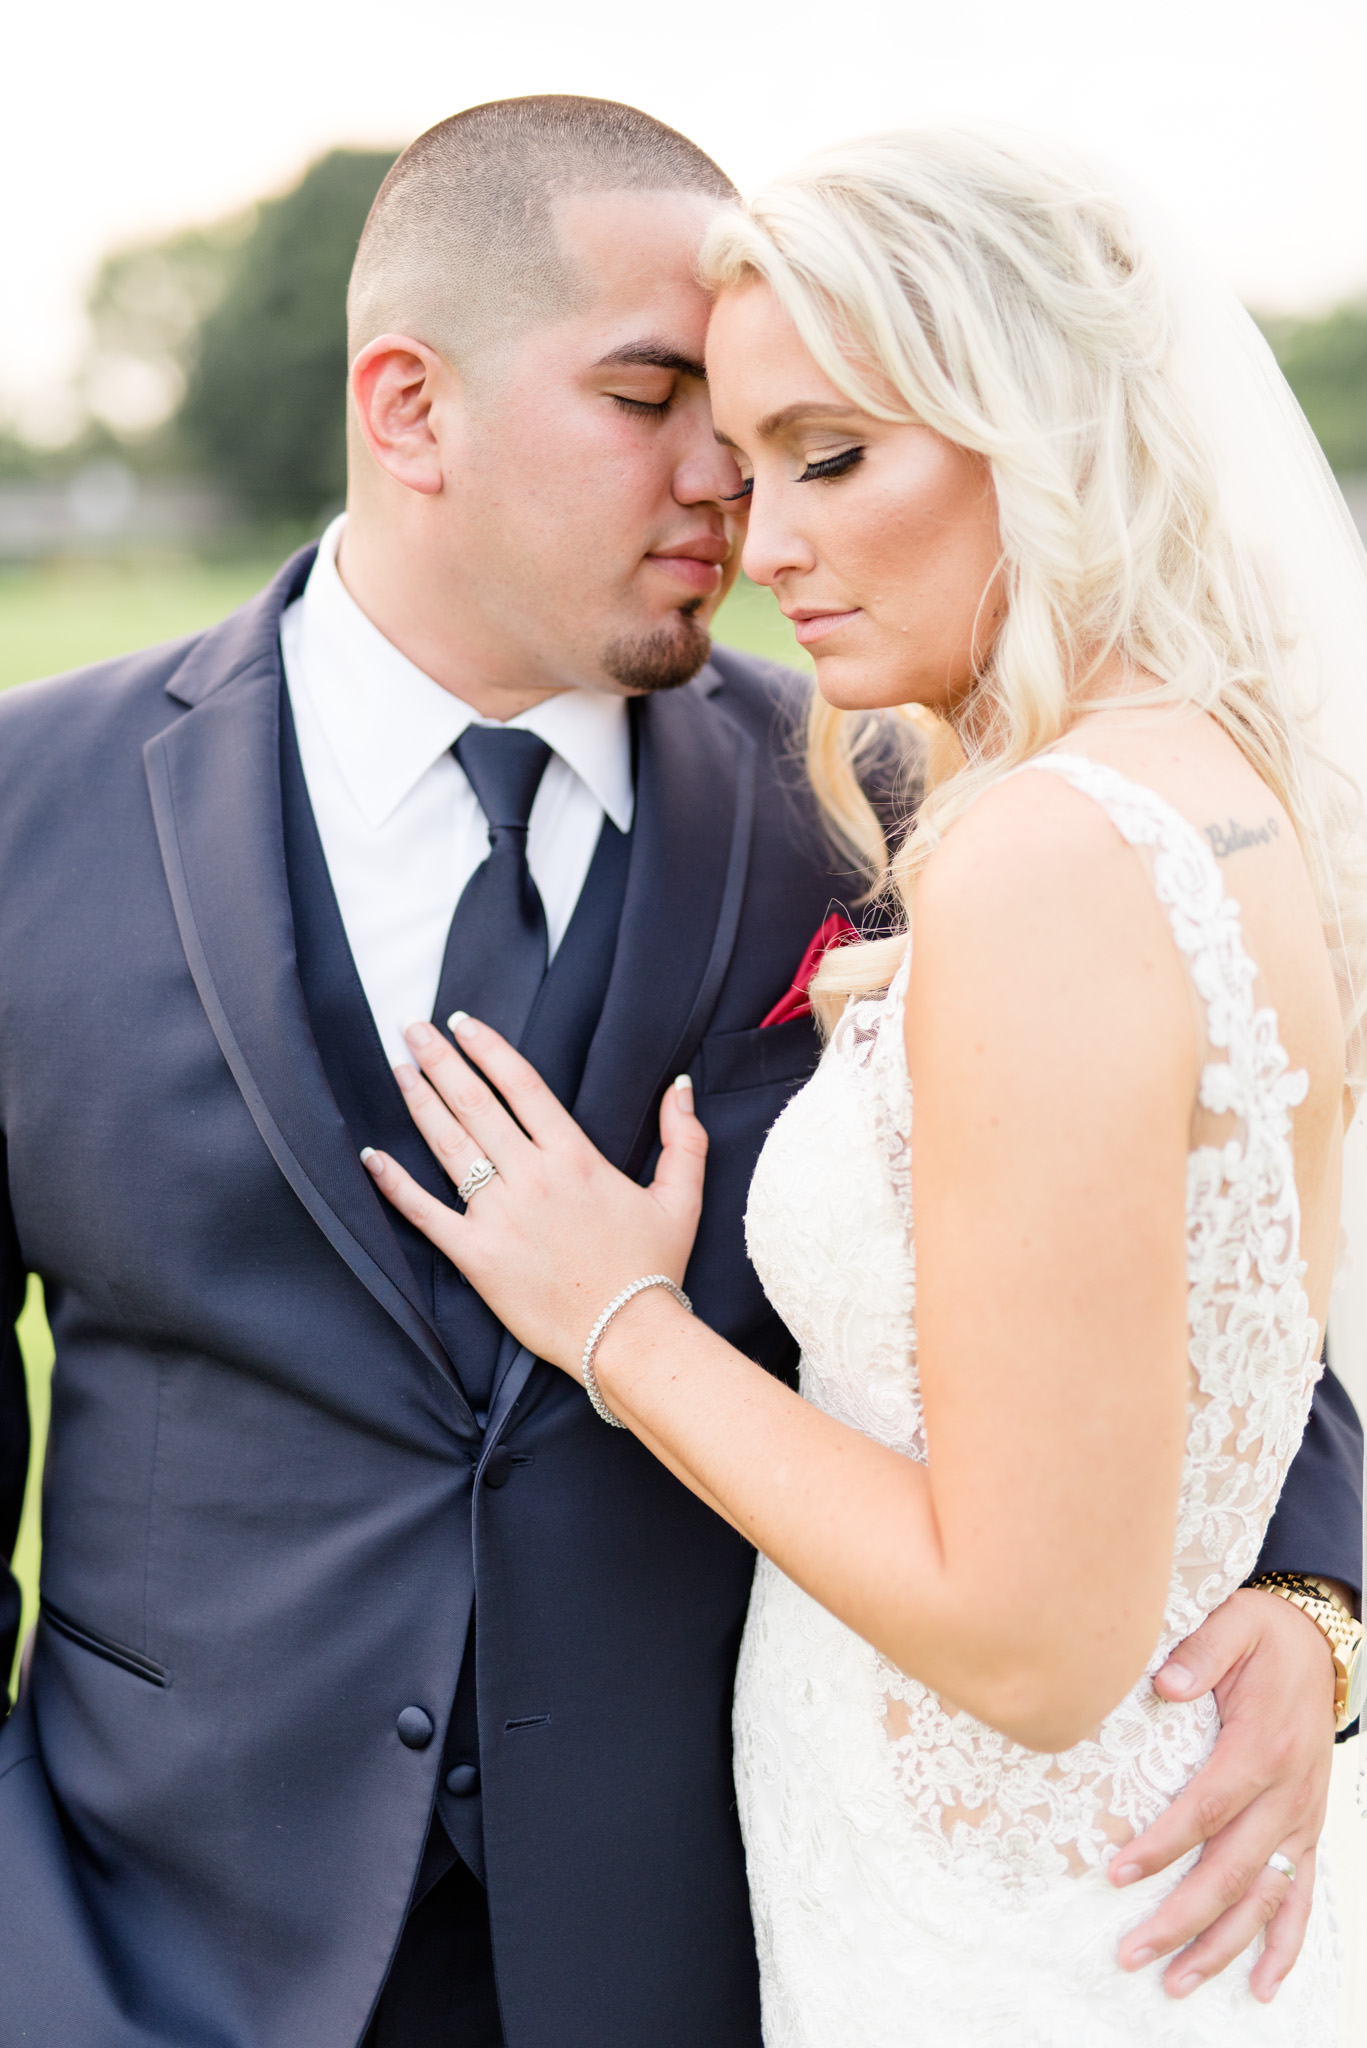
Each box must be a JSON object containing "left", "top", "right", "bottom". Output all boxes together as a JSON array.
[{"left": 279, "top": 516, "right": 634, "bottom": 1069}]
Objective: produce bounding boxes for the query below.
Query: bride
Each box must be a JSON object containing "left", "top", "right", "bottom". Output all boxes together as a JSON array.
[{"left": 360, "top": 131, "right": 1362, "bottom": 2040}]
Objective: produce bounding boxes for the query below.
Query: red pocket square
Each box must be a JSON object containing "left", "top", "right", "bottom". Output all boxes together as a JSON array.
[{"left": 761, "top": 913, "right": 861, "bottom": 1028}]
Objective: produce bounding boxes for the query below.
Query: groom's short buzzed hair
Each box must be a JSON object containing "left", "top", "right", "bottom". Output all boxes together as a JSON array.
[{"left": 347, "top": 95, "right": 735, "bottom": 368}]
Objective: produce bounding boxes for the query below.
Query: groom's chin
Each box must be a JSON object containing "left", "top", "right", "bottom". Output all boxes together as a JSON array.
[{"left": 602, "top": 604, "right": 713, "bottom": 694}]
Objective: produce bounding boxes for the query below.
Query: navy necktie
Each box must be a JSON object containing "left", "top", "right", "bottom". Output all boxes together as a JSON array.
[{"left": 433, "top": 727, "right": 553, "bottom": 1045}]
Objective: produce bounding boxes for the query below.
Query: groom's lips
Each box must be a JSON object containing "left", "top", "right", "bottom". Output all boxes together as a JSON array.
[{"left": 646, "top": 535, "right": 728, "bottom": 596}]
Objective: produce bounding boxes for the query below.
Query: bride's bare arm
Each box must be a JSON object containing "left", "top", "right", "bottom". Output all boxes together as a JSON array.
[{"left": 364, "top": 772, "right": 1194, "bottom": 1752}]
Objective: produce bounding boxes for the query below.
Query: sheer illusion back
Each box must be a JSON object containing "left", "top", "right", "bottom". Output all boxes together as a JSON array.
[{"left": 735, "top": 755, "right": 1338, "bottom": 2045}]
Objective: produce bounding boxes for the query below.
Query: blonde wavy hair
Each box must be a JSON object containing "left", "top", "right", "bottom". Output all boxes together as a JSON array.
[{"left": 700, "top": 129, "right": 1367, "bottom": 1058}]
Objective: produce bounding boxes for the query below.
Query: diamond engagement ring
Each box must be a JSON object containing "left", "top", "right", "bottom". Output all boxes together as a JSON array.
[
  {"left": 1265, "top": 1852, "right": 1296, "bottom": 1883},
  {"left": 457, "top": 1158, "right": 499, "bottom": 1203}
]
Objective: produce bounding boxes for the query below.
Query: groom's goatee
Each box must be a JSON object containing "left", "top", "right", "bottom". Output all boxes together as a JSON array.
[{"left": 603, "top": 604, "right": 713, "bottom": 693}]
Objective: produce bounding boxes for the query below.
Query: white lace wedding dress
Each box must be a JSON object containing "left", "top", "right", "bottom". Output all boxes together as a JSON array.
[{"left": 737, "top": 755, "right": 1341, "bottom": 2045}]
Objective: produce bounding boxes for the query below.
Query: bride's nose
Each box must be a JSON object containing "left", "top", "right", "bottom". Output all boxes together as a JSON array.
[{"left": 739, "top": 483, "right": 818, "bottom": 593}]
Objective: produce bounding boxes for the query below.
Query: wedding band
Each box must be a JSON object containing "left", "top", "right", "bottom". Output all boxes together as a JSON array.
[
  {"left": 457, "top": 1158, "right": 498, "bottom": 1203},
  {"left": 1265, "top": 1852, "right": 1296, "bottom": 1883}
]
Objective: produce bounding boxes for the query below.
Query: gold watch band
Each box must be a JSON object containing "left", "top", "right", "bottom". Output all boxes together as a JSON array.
[{"left": 1244, "top": 1572, "right": 1365, "bottom": 1735}]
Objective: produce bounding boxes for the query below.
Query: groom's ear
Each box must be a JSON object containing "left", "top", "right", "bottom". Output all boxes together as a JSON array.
[{"left": 348, "top": 334, "right": 460, "bottom": 498}]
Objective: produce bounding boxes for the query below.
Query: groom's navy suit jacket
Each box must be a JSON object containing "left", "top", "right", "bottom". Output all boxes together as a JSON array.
[{"left": 0, "top": 551, "right": 1361, "bottom": 2048}]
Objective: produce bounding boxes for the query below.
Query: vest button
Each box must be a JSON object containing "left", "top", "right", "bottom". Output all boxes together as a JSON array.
[
  {"left": 445, "top": 1762, "right": 481, "bottom": 1797},
  {"left": 396, "top": 1706, "right": 434, "bottom": 1750},
  {"left": 482, "top": 1446, "right": 515, "bottom": 1489}
]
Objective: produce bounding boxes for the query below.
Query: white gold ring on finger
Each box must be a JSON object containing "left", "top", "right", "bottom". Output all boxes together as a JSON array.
[
  {"left": 1265, "top": 1852, "right": 1296, "bottom": 1883},
  {"left": 457, "top": 1158, "right": 499, "bottom": 1204}
]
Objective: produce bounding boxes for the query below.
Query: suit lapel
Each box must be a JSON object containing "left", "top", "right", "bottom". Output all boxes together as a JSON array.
[
  {"left": 573, "top": 672, "right": 756, "bottom": 1173},
  {"left": 146, "top": 582, "right": 754, "bottom": 1439},
  {"left": 487, "top": 671, "right": 756, "bottom": 1436},
  {"left": 144, "top": 559, "right": 463, "bottom": 1406}
]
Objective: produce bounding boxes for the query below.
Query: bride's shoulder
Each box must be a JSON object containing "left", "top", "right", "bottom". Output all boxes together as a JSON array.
[
  {"left": 917, "top": 760, "right": 1135, "bottom": 918},
  {"left": 912, "top": 759, "right": 1186, "bottom": 1011},
  {"left": 917, "top": 705, "right": 1256, "bottom": 931},
  {"left": 908, "top": 762, "right": 1198, "bottom": 1101}
]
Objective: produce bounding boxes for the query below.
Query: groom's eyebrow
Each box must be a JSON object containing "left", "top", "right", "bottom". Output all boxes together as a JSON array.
[{"left": 594, "top": 340, "right": 707, "bottom": 378}]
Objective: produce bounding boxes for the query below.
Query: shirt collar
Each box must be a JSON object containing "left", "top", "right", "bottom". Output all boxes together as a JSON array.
[
  {"left": 510, "top": 687, "right": 634, "bottom": 834},
  {"left": 287, "top": 515, "right": 633, "bottom": 833}
]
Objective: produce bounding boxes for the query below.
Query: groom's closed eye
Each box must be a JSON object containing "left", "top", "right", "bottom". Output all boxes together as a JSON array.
[
  {"left": 595, "top": 339, "right": 707, "bottom": 418},
  {"left": 611, "top": 389, "right": 677, "bottom": 418}
]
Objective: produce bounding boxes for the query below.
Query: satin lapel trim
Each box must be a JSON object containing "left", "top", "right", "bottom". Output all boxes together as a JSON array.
[
  {"left": 484, "top": 1333, "right": 536, "bottom": 1448},
  {"left": 574, "top": 675, "right": 756, "bottom": 1175},
  {"left": 145, "top": 655, "right": 464, "bottom": 1405}
]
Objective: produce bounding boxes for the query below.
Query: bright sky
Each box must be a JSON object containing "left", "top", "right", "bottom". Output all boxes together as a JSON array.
[{"left": 5, "top": 0, "right": 1366, "bottom": 433}]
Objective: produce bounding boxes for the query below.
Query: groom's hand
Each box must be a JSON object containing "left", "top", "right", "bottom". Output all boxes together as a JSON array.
[{"left": 1112, "top": 1587, "right": 1339, "bottom": 2002}]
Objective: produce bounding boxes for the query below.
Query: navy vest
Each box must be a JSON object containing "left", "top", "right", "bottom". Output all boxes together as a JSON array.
[
  {"left": 279, "top": 685, "right": 633, "bottom": 1410},
  {"left": 279, "top": 686, "right": 633, "bottom": 1889}
]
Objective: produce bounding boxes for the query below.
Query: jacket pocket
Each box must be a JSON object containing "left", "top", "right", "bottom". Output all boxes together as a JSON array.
[
  {"left": 699, "top": 1016, "right": 822, "bottom": 1096},
  {"left": 41, "top": 1601, "right": 168, "bottom": 1686}
]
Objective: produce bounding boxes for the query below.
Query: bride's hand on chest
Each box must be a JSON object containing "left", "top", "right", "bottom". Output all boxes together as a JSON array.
[{"left": 360, "top": 1011, "right": 708, "bottom": 1375}]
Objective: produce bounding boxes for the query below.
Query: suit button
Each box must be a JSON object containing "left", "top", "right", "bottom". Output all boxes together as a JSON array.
[
  {"left": 482, "top": 1446, "right": 514, "bottom": 1489},
  {"left": 396, "top": 1707, "right": 434, "bottom": 1749},
  {"left": 445, "top": 1762, "right": 480, "bottom": 1797}
]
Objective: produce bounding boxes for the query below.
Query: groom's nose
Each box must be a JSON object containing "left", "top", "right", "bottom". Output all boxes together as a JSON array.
[{"left": 672, "top": 430, "right": 747, "bottom": 511}]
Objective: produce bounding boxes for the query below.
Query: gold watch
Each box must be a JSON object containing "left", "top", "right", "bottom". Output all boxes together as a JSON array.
[{"left": 1245, "top": 1573, "right": 1365, "bottom": 1735}]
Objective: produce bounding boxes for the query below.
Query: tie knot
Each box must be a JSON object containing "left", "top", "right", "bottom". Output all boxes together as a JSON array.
[{"left": 454, "top": 727, "right": 553, "bottom": 833}]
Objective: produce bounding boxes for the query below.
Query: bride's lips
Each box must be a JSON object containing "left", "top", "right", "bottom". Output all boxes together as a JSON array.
[
  {"left": 646, "top": 536, "right": 729, "bottom": 596},
  {"left": 786, "top": 607, "right": 863, "bottom": 647}
]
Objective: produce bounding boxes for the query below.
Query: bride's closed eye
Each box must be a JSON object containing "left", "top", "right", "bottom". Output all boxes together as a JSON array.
[
  {"left": 721, "top": 445, "right": 866, "bottom": 504},
  {"left": 797, "top": 446, "right": 865, "bottom": 483}
]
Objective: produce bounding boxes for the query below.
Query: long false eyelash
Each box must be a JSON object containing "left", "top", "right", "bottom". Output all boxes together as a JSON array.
[
  {"left": 724, "top": 444, "right": 864, "bottom": 504},
  {"left": 797, "top": 446, "right": 865, "bottom": 483}
]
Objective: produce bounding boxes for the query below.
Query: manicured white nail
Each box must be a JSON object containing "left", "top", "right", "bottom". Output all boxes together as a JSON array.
[
  {"left": 673, "top": 1074, "right": 694, "bottom": 1103},
  {"left": 403, "top": 1019, "right": 435, "bottom": 1048},
  {"left": 360, "top": 1148, "right": 383, "bottom": 1175},
  {"left": 1113, "top": 1862, "right": 1141, "bottom": 1887},
  {"left": 447, "top": 1010, "right": 477, "bottom": 1039},
  {"left": 1162, "top": 1662, "right": 1193, "bottom": 1693},
  {"left": 1124, "top": 1946, "right": 1155, "bottom": 1970},
  {"left": 392, "top": 1062, "right": 419, "bottom": 1094}
]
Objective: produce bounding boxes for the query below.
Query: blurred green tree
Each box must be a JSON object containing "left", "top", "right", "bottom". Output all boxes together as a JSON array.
[
  {"left": 85, "top": 218, "right": 250, "bottom": 442},
  {"left": 1261, "top": 304, "right": 1367, "bottom": 475},
  {"left": 181, "top": 150, "right": 397, "bottom": 520},
  {"left": 84, "top": 149, "right": 396, "bottom": 521}
]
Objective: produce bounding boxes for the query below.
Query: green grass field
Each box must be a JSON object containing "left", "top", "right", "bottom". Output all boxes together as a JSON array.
[{"left": 2, "top": 551, "right": 808, "bottom": 1693}]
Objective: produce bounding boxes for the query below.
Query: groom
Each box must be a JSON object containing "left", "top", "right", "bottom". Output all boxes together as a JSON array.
[{"left": 0, "top": 97, "right": 1361, "bottom": 2048}]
